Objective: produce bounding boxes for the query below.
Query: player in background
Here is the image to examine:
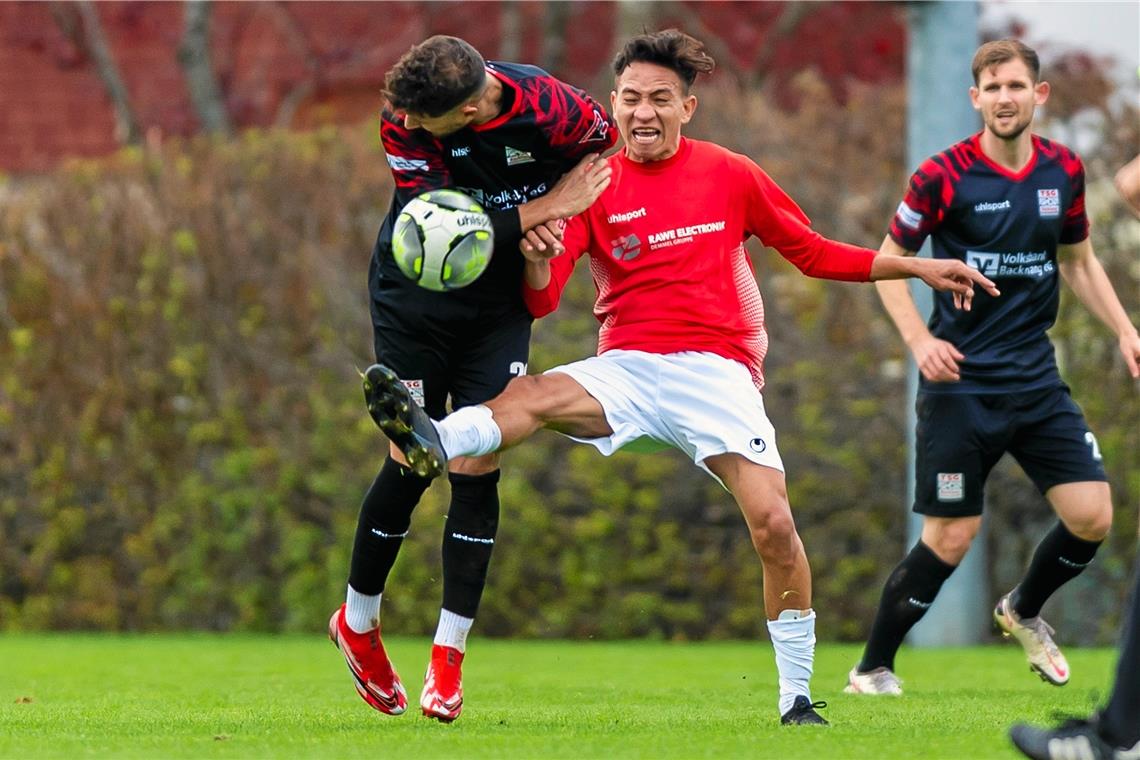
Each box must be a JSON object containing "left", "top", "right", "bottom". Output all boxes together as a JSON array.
[
  {"left": 361, "top": 29, "right": 998, "bottom": 725},
  {"left": 328, "top": 35, "right": 616, "bottom": 722},
  {"left": 846, "top": 40, "right": 1140, "bottom": 697},
  {"left": 1007, "top": 152, "right": 1140, "bottom": 760}
]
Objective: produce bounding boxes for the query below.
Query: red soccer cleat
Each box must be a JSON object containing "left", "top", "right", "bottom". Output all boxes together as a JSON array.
[
  {"left": 328, "top": 604, "right": 408, "bottom": 715},
  {"left": 420, "top": 644, "right": 464, "bottom": 722}
]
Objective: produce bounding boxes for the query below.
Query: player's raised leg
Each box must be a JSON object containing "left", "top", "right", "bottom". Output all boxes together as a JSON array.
[
  {"left": 363, "top": 364, "right": 447, "bottom": 478},
  {"left": 996, "top": 480, "right": 1110, "bottom": 686}
]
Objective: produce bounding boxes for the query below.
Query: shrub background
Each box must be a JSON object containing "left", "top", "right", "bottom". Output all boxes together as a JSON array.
[{"left": 1, "top": 80, "right": 1136, "bottom": 641}]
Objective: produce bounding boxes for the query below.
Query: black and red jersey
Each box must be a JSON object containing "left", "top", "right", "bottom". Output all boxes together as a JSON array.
[
  {"left": 889, "top": 133, "right": 1089, "bottom": 393},
  {"left": 372, "top": 61, "right": 615, "bottom": 306}
]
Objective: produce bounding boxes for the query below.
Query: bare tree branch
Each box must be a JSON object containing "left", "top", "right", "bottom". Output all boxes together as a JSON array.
[
  {"left": 57, "top": 1, "right": 141, "bottom": 145},
  {"left": 748, "top": 2, "right": 819, "bottom": 88},
  {"left": 499, "top": 1, "right": 521, "bottom": 61},
  {"left": 178, "top": 0, "right": 233, "bottom": 137},
  {"left": 541, "top": 1, "right": 572, "bottom": 75}
]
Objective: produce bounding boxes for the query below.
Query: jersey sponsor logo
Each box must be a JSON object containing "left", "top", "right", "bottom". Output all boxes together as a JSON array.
[
  {"left": 401, "top": 378, "right": 426, "bottom": 408},
  {"left": 610, "top": 234, "right": 641, "bottom": 261},
  {"left": 451, "top": 146, "right": 471, "bottom": 157},
  {"left": 937, "top": 472, "right": 964, "bottom": 502},
  {"left": 579, "top": 109, "right": 612, "bottom": 144},
  {"left": 974, "top": 199, "right": 1011, "bottom": 214},
  {"left": 965, "top": 251, "right": 1001, "bottom": 276},
  {"left": 1037, "top": 188, "right": 1061, "bottom": 218},
  {"left": 386, "top": 154, "right": 430, "bottom": 172},
  {"left": 966, "top": 249, "right": 1053, "bottom": 279},
  {"left": 749, "top": 437, "right": 767, "bottom": 454},
  {"left": 606, "top": 207, "right": 646, "bottom": 224},
  {"left": 460, "top": 183, "right": 549, "bottom": 210},
  {"left": 895, "top": 201, "right": 923, "bottom": 230},
  {"left": 505, "top": 146, "right": 535, "bottom": 166},
  {"left": 648, "top": 220, "right": 727, "bottom": 249}
]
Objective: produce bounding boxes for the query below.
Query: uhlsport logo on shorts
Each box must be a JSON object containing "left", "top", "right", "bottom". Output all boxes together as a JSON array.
[
  {"left": 401, "top": 378, "right": 426, "bottom": 408},
  {"left": 937, "top": 472, "right": 964, "bottom": 502}
]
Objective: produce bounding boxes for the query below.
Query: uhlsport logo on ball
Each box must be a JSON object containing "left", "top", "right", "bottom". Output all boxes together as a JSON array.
[{"left": 392, "top": 189, "right": 494, "bottom": 292}]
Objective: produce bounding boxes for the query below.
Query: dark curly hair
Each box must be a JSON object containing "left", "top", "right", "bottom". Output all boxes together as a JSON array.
[
  {"left": 612, "top": 29, "right": 715, "bottom": 93},
  {"left": 383, "top": 35, "right": 487, "bottom": 117}
]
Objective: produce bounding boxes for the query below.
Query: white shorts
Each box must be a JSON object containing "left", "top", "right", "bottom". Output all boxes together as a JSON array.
[{"left": 546, "top": 350, "right": 784, "bottom": 483}]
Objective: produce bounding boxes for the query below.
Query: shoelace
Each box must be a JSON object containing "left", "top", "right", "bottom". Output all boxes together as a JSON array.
[{"left": 1026, "top": 617, "right": 1063, "bottom": 658}]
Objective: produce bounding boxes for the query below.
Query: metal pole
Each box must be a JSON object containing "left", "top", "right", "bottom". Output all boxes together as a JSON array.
[{"left": 904, "top": 0, "right": 988, "bottom": 647}]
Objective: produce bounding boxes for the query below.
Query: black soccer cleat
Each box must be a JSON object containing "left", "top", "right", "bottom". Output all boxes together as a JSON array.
[
  {"left": 780, "top": 695, "right": 829, "bottom": 726},
  {"left": 362, "top": 363, "right": 447, "bottom": 479},
  {"left": 1009, "top": 718, "right": 1135, "bottom": 760}
]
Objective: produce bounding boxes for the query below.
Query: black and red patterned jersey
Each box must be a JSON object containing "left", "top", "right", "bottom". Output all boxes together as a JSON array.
[
  {"left": 888, "top": 133, "right": 1089, "bottom": 393},
  {"left": 372, "top": 61, "right": 616, "bottom": 306}
]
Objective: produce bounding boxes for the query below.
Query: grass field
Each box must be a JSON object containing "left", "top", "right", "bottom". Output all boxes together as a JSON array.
[{"left": 0, "top": 635, "right": 1115, "bottom": 759}]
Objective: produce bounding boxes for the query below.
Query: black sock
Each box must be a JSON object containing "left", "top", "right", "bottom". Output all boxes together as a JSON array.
[
  {"left": 1100, "top": 565, "right": 1140, "bottom": 748},
  {"left": 1012, "top": 521, "right": 1101, "bottom": 619},
  {"left": 858, "top": 541, "right": 956, "bottom": 673},
  {"left": 347, "top": 457, "right": 432, "bottom": 595},
  {"left": 440, "top": 470, "right": 501, "bottom": 619}
]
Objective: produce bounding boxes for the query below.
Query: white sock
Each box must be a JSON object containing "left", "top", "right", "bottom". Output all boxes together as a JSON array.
[
  {"left": 345, "top": 585, "right": 381, "bottom": 634},
  {"left": 435, "top": 405, "right": 501, "bottom": 459},
  {"left": 767, "top": 609, "right": 816, "bottom": 716},
  {"left": 433, "top": 608, "right": 474, "bottom": 653}
]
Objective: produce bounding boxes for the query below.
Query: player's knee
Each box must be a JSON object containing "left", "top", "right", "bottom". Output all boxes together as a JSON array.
[
  {"left": 747, "top": 508, "right": 798, "bottom": 564},
  {"left": 1063, "top": 504, "right": 1113, "bottom": 542},
  {"left": 926, "top": 523, "right": 976, "bottom": 564}
]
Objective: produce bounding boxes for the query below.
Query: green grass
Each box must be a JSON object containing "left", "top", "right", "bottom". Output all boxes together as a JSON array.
[{"left": 0, "top": 635, "right": 1115, "bottom": 759}]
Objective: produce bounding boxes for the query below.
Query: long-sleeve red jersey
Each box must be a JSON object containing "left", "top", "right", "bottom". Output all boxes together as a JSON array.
[{"left": 523, "top": 137, "right": 876, "bottom": 389}]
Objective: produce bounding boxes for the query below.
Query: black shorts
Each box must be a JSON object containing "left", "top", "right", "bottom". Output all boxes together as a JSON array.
[
  {"left": 371, "top": 286, "right": 532, "bottom": 421},
  {"left": 914, "top": 385, "right": 1108, "bottom": 517}
]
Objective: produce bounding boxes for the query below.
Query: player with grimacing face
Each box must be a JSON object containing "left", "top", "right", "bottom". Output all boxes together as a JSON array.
[{"left": 363, "top": 29, "right": 1000, "bottom": 726}]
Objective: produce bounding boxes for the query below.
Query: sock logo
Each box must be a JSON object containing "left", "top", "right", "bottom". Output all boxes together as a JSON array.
[{"left": 449, "top": 532, "right": 494, "bottom": 545}]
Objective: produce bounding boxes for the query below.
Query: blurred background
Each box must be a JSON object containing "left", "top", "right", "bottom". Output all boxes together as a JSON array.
[{"left": 0, "top": 1, "right": 1136, "bottom": 643}]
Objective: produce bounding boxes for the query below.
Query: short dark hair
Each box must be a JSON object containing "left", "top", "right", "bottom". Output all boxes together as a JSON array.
[
  {"left": 971, "top": 39, "right": 1040, "bottom": 85},
  {"left": 383, "top": 35, "right": 487, "bottom": 117},
  {"left": 612, "top": 29, "right": 715, "bottom": 92}
]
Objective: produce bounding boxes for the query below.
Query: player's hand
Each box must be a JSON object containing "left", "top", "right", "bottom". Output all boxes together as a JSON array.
[
  {"left": 520, "top": 219, "right": 566, "bottom": 262},
  {"left": 916, "top": 259, "right": 1000, "bottom": 311},
  {"left": 544, "top": 153, "right": 612, "bottom": 218},
  {"left": 909, "top": 334, "right": 965, "bottom": 383},
  {"left": 1119, "top": 331, "right": 1140, "bottom": 379}
]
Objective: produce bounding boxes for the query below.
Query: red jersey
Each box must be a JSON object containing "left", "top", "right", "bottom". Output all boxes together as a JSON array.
[{"left": 523, "top": 137, "right": 876, "bottom": 389}]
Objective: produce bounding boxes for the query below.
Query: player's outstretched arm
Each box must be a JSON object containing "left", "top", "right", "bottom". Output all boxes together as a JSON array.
[
  {"left": 872, "top": 236, "right": 970, "bottom": 383},
  {"left": 1058, "top": 238, "right": 1140, "bottom": 379}
]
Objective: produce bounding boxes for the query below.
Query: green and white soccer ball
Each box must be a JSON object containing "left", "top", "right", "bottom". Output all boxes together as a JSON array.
[{"left": 392, "top": 189, "right": 494, "bottom": 292}]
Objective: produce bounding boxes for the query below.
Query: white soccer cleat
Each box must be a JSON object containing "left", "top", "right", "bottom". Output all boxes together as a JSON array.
[
  {"left": 994, "top": 593, "right": 1070, "bottom": 686},
  {"left": 844, "top": 666, "right": 903, "bottom": 695}
]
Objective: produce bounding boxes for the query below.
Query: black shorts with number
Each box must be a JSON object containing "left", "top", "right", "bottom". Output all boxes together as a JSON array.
[
  {"left": 370, "top": 278, "right": 532, "bottom": 422},
  {"left": 914, "top": 385, "right": 1108, "bottom": 517}
]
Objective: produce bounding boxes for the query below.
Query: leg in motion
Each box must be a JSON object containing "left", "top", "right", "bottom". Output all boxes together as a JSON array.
[
  {"left": 330, "top": 457, "right": 432, "bottom": 715},
  {"left": 848, "top": 516, "right": 977, "bottom": 695},
  {"left": 707, "top": 454, "right": 826, "bottom": 726},
  {"left": 996, "top": 482, "right": 1111, "bottom": 686}
]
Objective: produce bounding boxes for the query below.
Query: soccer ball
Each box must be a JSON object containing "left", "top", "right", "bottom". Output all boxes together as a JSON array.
[{"left": 392, "top": 189, "right": 494, "bottom": 292}]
